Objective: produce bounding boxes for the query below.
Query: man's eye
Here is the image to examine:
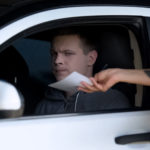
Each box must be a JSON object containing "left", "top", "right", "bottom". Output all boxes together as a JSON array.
[{"left": 64, "top": 52, "right": 74, "bottom": 56}]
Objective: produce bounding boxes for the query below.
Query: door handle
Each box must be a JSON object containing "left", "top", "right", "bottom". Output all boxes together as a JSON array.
[{"left": 115, "top": 132, "right": 150, "bottom": 145}]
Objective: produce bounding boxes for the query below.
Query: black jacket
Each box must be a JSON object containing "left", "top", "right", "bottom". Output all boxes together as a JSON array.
[{"left": 35, "top": 88, "right": 131, "bottom": 115}]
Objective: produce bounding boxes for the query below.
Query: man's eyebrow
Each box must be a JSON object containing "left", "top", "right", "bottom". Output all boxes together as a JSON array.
[
  {"left": 51, "top": 49, "right": 75, "bottom": 53},
  {"left": 62, "top": 49, "right": 74, "bottom": 52}
]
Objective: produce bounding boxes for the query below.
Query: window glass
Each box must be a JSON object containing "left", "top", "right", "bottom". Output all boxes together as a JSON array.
[
  {"left": 0, "top": 24, "right": 140, "bottom": 116},
  {"left": 13, "top": 38, "right": 52, "bottom": 84}
]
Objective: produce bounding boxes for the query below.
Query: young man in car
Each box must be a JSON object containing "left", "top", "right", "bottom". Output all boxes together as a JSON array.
[{"left": 35, "top": 27, "right": 131, "bottom": 115}]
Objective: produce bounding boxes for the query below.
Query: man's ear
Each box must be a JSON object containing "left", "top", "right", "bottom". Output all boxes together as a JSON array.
[{"left": 87, "top": 50, "right": 98, "bottom": 66}]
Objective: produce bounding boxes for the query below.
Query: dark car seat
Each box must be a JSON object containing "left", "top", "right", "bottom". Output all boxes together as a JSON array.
[
  {"left": 0, "top": 46, "right": 28, "bottom": 116},
  {"left": 0, "top": 46, "right": 29, "bottom": 85},
  {"left": 0, "top": 46, "right": 45, "bottom": 115},
  {"left": 93, "top": 26, "right": 136, "bottom": 106}
]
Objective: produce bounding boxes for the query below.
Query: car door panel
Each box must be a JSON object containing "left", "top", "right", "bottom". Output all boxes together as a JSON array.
[
  {"left": 0, "top": 111, "right": 149, "bottom": 150},
  {"left": 0, "top": 4, "right": 150, "bottom": 150}
]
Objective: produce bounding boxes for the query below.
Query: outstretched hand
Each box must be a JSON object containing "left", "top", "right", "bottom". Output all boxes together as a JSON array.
[{"left": 78, "top": 69, "right": 121, "bottom": 93}]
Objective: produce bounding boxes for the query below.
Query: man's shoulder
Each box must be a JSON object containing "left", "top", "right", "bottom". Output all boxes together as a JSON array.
[
  {"left": 44, "top": 87, "right": 65, "bottom": 100},
  {"left": 78, "top": 89, "right": 131, "bottom": 110},
  {"left": 35, "top": 88, "right": 65, "bottom": 115},
  {"left": 80, "top": 88, "right": 128, "bottom": 100}
]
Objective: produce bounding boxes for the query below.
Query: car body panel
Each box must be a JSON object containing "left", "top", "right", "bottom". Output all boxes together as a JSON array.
[
  {"left": 0, "top": 111, "right": 150, "bottom": 150},
  {"left": 0, "top": 2, "right": 150, "bottom": 150},
  {"left": 1, "top": 6, "right": 150, "bottom": 45}
]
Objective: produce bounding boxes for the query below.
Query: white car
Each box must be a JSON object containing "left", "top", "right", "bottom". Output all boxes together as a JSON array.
[{"left": 0, "top": 0, "right": 150, "bottom": 149}]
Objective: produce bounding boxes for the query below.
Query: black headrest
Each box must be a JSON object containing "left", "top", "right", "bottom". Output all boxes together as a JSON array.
[
  {"left": 94, "top": 26, "right": 134, "bottom": 73},
  {"left": 0, "top": 46, "right": 29, "bottom": 85},
  {"left": 93, "top": 26, "right": 136, "bottom": 106}
]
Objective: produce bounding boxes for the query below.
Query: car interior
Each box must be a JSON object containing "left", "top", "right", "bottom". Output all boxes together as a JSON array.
[{"left": 0, "top": 23, "right": 147, "bottom": 117}]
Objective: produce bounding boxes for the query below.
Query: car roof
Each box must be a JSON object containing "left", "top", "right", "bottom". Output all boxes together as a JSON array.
[
  {"left": 0, "top": 0, "right": 150, "bottom": 27},
  {"left": 1, "top": 0, "right": 150, "bottom": 6},
  {"left": 1, "top": 0, "right": 150, "bottom": 15}
]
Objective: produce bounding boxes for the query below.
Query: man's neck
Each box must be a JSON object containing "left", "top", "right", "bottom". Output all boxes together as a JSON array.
[{"left": 64, "top": 70, "right": 93, "bottom": 99}]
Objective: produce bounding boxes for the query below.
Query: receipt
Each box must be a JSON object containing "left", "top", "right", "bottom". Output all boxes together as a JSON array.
[{"left": 48, "top": 72, "right": 92, "bottom": 92}]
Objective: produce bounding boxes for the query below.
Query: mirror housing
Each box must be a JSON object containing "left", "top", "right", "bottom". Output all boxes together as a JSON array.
[{"left": 0, "top": 81, "right": 24, "bottom": 118}]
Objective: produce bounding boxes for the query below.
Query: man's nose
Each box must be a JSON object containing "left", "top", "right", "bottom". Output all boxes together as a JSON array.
[{"left": 54, "top": 54, "right": 63, "bottom": 65}]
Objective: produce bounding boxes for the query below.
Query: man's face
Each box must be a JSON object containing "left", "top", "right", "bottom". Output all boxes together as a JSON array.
[{"left": 51, "top": 35, "right": 94, "bottom": 81}]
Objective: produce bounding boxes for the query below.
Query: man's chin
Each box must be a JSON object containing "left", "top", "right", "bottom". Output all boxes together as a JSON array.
[
  {"left": 54, "top": 71, "right": 71, "bottom": 81},
  {"left": 55, "top": 75, "right": 67, "bottom": 81}
]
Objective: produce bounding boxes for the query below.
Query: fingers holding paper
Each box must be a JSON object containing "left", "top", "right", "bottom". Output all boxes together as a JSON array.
[
  {"left": 78, "top": 69, "right": 120, "bottom": 93},
  {"left": 79, "top": 77, "right": 103, "bottom": 93}
]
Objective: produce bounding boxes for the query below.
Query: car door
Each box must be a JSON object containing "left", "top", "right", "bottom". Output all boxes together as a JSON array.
[
  {"left": 0, "top": 111, "right": 149, "bottom": 150},
  {"left": 0, "top": 5, "right": 150, "bottom": 150}
]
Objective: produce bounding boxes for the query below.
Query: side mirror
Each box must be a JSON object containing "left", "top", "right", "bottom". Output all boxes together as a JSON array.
[{"left": 0, "top": 81, "right": 24, "bottom": 118}]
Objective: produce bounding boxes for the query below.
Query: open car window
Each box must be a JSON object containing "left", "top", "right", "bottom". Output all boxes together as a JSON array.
[
  {"left": 0, "top": 18, "right": 148, "bottom": 117},
  {"left": 0, "top": 5, "right": 149, "bottom": 118}
]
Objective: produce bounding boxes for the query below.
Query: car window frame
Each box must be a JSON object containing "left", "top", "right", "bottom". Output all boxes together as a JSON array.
[
  {"left": 0, "top": 6, "right": 150, "bottom": 119},
  {"left": 1, "top": 6, "right": 150, "bottom": 45}
]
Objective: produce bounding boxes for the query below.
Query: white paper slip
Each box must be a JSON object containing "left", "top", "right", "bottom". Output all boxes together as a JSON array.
[{"left": 48, "top": 72, "right": 92, "bottom": 92}]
